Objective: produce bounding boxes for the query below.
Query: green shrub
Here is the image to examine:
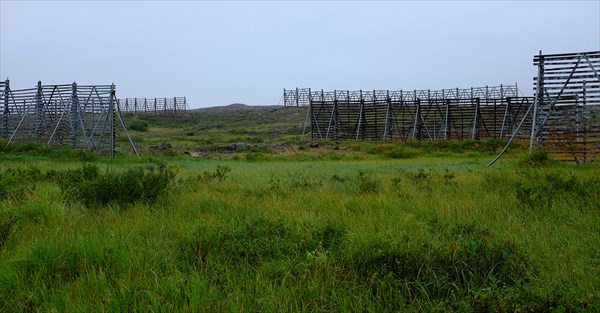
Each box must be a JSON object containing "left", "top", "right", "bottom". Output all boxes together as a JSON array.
[
  {"left": 0, "top": 167, "right": 45, "bottom": 201},
  {"left": 515, "top": 169, "right": 599, "bottom": 210},
  {"left": 330, "top": 174, "right": 346, "bottom": 183},
  {"left": 519, "top": 150, "right": 553, "bottom": 167},
  {"left": 128, "top": 120, "right": 148, "bottom": 132},
  {"left": 479, "top": 139, "right": 504, "bottom": 152},
  {"left": 1, "top": 141, "right": 101, "bottom": 160},
  {"left": 407, "top": 168, "right": 431, "bottom": 184},
  {"left": 442, "top": 168, "right": 456, "bottom": 185},
  {"left": 59, "top": 162, "right": 177, "bottom": 208},
  {"left": 386, "top": 146, "right": 421, "bottom": 159},
  {"left": 356, "top": 170, "right": 380, "bottom": 193},
  {"left": 10, "top": 141, "right": 42, "bottom": 153},
  {"left": 245, "top": 152, "right": 268, "bottom": 162}
]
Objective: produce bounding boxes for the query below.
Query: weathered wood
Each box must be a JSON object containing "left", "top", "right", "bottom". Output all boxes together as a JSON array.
[
  {"left": 1, "top": 80, "right": 138, "bottom": 158},
  {"left": 118, "top": 97, "right": 187, "bottom": 116},
  {"left": 303, "top": 84, "right": 536, "bottom": 143}
]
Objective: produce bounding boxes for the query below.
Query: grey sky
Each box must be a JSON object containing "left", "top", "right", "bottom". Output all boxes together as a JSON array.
[{"left": 1, "top": 1, "right": 599, "bottom": 108}]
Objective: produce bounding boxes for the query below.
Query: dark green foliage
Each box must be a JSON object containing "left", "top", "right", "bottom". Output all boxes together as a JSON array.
[
  {"left": 408, "top": 168, "right": 431, "bottom": 182},
  {"left": 391, "top": 176, "right": 402, "bottom": 187},
  {"left": 193, "top": 219, "right": 297, "bottom": 267},
  {"left": 404, "top": 138, "right": 511, "bottom": 154},
  {"left": 515, "top": 169, "right": 599, "bottom": 210},
  {"left": 0, "top": 152, "right": 597, "bottom": 311},
  {"left": 519, "top": 149, "right": 553, "bottom": 167},
  {"left": 128, "top": 119, "right": 149, "bottom": 132},
  {"left": 344, "top": 223, "right": 531, "bottom": 307},
  {"left": 0, "top": 170, "right": 20, "bottom": 201},
  {"left": 310, "top": 223, "right": 347, "bottom": 250},
  {"left": 357, "top": 170, "right": 380, "bottom": 193},
  {"left": 201, "top": 165, "right": 231, "bottom": 181},
  {"left": 1, "top": 233, "right": 126, "bottom": 311},
  {"left": 179, "top": 219, "right": 347, "bottom": 269},
  {"left": 267, "top": 174, "right": 284, "bottom": 193},
  {"left": 0, "top": 167, "right": 45, "bottom": 201},
  {"left": 0, "top": 217, "right": 16, "bottom": 250},
  {"left": 360, "top": 142, "right": 423, "bottom": 159},
  {"left": 387, "top": 147, "right": 419, "bottom": 159},
  {"left": 179, "top": 218, "right": 538, "bottom": 310},
  {"left": 442, "top": 168, "right": 456, "bottom": 185},
  {"left": 405, "top": 169, "right": 434, "bottom": 191},
  {"left": 242, "top": 152, "right": 260, "bottom": 162},
  {"left": 237, "top": 145, "right": 273, "bottom": 154},
  {"left": 186, "top": 165, "right": 232, "bottom": 184},
  {"left": 7, "top": 141, "right": 53, "bottom": 155},
  {"left": 290, "top": 176, "right": 324, "bottom": 190},
  {"left": 478, "top": 138, "right": 505, "bottom": 152},
  {"left": 59, "top": 162, "right": 177, "bottom": 208},
  {"left": 0, "top": 141, "right": 98, "bottom": 161},
  {"left": 330, "top": 174, "right": 346, "bottom": 183}
]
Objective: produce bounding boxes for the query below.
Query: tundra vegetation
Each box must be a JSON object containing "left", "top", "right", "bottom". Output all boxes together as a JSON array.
[{"left": 0, "top": 105, "right": 598, "bottom": 312}]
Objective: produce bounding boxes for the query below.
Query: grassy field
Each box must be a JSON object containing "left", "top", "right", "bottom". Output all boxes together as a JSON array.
[
  {"left": 0, "top": 106, "right": 599, "bottom": 311},
  {"left": 121, "top": 104, "right": 307, "bottom": 153}
]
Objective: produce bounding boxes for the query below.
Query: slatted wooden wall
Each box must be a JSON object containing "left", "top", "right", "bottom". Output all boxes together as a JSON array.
[
  {"left": 534, "top": 51, "right": 600, "bottom": 163},
  {"left": 119, "top": 97, "right": 187, "bottom": 116},
  {"left": 0, "top": 80, "right": 119, "bottom": 156},
  {"left": 303, "top": 86, "right": 533, "bottom": 143}
]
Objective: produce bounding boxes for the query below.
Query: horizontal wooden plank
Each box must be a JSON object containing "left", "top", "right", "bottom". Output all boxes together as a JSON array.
[
  {"left": 535, "top": 59, "right": 600, "bottom": 66},
  {"left": 539, "top": 94, "right": 600, "bottom": 99},
  {"left": 544, "top": 65, "right": 600, "bottom": 72},
  {"left": 535, "top": 80, "right": 600, "bottom": 86},
  {"left": 543, "top": 70, "right": 600, "bottom": 77},
  {"left": 534, "top": 74, "right": 599, "bottom": 81},
  {"left": 534, "top": 51, "right": 600, "bottom": 59},
  {"left": 538, "top": 59, "right": 600, "bottom": 66},
  {"left": 6, "top": 88, "right": 38, "bottom": 93},
  {"left": 535, "top": 54, "right": 600, "bottom": 63}
]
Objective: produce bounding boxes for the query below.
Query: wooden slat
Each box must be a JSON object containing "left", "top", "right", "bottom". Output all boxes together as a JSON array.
[{"left": 534, "top": 51, "right": 600, "bottom": 59}]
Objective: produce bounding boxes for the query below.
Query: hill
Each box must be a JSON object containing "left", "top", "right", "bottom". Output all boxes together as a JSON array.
[
  {"left": 118, "top": 103, "right": 528, "bottom": 159},
  {"left": 121, "top": 104, "right": 308, "bottom": 153}
]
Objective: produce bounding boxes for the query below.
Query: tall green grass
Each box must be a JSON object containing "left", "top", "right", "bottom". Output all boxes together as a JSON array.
[{"left": 0, "top": 155, "right": 598, "bottom": 311}]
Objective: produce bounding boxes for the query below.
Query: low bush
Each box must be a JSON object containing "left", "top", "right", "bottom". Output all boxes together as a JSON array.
[
  {"left": 195, "top": 165, "right": 232, "bottom": 182},
  {"left": 386, "top": 146, "right": 422, "bottom": 159},
  {"left": 1, "top": 141, "right": 99, "bottom": 161},
  {"left": 59, "top": 162, "right": 178, "bottom": 208},
  {"left": 8, "top": 141, "right": 53, "bottom": 155},
  {"left": 356, "top": 170, "right": 380, "bottom": 193},
  {"left": 442, "top": 168, "right": 456, "bottom": 185},
  {"left": 0, "top": 167, "right": 45, "bottom": 201},
  {"left": 128, "top": 120, "right": 149, "bottom": 132},
  {"left": 479, "top": 138, "right": 505, "bottom": 152},
  {"left": 519, "top": 149, "right": 554, "bottom": 167},
  {"left": 515, "top": 169, "right": 600, "bottom": 210}
]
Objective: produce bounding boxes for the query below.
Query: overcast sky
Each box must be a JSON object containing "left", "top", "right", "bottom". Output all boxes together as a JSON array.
[{"left": 1, "top": 1, "right": 599, "bottom": 108}]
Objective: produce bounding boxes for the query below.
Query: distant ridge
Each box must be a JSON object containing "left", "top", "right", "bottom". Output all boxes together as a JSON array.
[{"left": 189, "top": 103, "right": 283, "bottom": 114}]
